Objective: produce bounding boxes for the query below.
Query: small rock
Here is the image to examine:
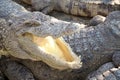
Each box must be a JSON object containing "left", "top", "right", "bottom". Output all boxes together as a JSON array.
[{"left": 89, "top": 15, "right": 106, "bottom": 26}]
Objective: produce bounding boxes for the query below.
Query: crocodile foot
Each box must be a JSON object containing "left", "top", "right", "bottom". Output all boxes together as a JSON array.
[{"left": 86, "top": 62, "right": 120, "bottom": 80}]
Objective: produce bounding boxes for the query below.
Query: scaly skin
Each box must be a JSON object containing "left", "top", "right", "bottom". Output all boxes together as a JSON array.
[
  {"left": 0, "top": 0, "right": 84, "bottom": 70},
  {"left": 19, "top": 11, "right": 120, "bottom": 80},
  {"left": 22, "top": 0, "right": 120, "bottom": 17},
  {"left": 0, "top": 0, "right": 120, "bottom": 80},
  {"left": 86, "top": 62, "right": 120, "bottom": 80},
  {"left": 112, "top": 51, "right": 120, "bottom": 66},
  {"left": 63, "top": 10, "right": 120, "bottom": 73},
  {"left": 0, "top": 58, "right": 35, "bottom": 80}
]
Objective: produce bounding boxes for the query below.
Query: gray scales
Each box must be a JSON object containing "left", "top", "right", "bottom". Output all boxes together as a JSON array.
[
  {"left": 87, "top": 62, "right": 120, "bottom": 80},
  {"left": 0, "top": 0, "right": 84, "bottom": 70},
  {"left": 22, "top": 0, "right": 120, "bottom": 17},
  {"left": 0, "top": 0, "right": 120, "bottom": 80}
]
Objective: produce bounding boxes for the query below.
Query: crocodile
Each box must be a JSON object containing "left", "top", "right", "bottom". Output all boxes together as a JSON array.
[
  {"left": 16, "top": 11, "right": 119, "bottom": 80},
  {"left": 22, "top": 0, "right": 120, "bottom": 17},
  {"left": 0, "top": 0, "right": 120, "bottom": 80},
  {"left": 0, "top": 0, "right": 85, "bottom": 70}
]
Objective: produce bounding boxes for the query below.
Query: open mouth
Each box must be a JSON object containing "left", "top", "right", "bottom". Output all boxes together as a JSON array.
[
  {"left": 33, "top": 36, "right": 74, "bottom": 62},
  {"left": 20, "top": 33, "right": 82, "bottom": 70}
]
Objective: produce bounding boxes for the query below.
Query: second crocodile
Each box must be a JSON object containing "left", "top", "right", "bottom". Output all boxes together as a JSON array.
[{"left": 22, "top": 0, "right": 120, "bottom": 17}]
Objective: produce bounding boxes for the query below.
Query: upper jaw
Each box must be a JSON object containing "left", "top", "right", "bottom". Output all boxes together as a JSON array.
[
  {"left": 11, "top": 12, "right": 85, "bottom": 38},
  {"left": 16, "top": 18, "right": 85, "bottom": 38}
]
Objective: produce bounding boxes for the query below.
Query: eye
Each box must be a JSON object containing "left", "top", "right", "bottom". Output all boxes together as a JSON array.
[{"left": 23, "top": 20, "right": 41, "bottom": 27}]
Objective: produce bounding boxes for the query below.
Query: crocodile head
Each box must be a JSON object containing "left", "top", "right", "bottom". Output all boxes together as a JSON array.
[{"left": 1, "top": 12, "right": 84, "bottom": 70}]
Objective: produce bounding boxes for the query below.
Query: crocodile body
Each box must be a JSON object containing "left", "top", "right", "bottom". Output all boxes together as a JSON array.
[
  {"left": 22, "top": 0, "right": 120, "bottom": 17},
  {"left": 21, "top": 11, "right": 120, "bottom": 80},
  {"left": 0, "top": 0, "right": 120, "bottom": 80},
  {"left": 0, "top": 0, "right": 84, "bottom": 70}
]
